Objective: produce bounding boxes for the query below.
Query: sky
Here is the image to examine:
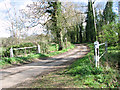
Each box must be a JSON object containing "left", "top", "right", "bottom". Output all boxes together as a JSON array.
[
  {"left": 0, "top": 0, "right": 34, "bottom": 38},
  {"left": 0, "top": 0, "right": 119, "bottom": 38}
]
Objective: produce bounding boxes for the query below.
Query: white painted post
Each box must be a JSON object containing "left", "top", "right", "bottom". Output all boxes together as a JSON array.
[
  {"left": 37, "top": 44, "right": 40, "bottom": 53},
  {"left": 10, "top": 47, "right": 14, "bottom": 57},
  {"left": 94, "top": 41, "right": 99, "bottom": 67}
]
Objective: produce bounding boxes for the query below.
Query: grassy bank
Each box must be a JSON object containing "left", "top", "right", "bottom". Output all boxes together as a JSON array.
[
  {"left": 0, "top": 43, "right": 75, "bottom": 68},
  {"left": 28, "top": 43, "right": 119, "bottom": 88}
]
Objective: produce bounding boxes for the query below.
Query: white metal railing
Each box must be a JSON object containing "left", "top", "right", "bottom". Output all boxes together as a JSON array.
[
  {"left": 10, "top": 44, "right": 40, "bottom": 57},
  {"left": 94, "top": 41, "right": 107, "bottom": 68}
]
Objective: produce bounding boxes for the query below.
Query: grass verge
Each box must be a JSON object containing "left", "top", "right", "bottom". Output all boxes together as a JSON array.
[{"left": 26, "top": 43, "right": 120, "bottom": 88}]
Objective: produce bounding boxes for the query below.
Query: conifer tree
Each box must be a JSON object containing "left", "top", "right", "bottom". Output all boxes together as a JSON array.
[
  {"left": 118, "top": 1, "right": 120, "bottom": 48},
  {"left": 103, "top": 0, "right": 115, "bottom": 24},
  {"left": 86, "top": 0, "right": 95, "bottom": 42}
]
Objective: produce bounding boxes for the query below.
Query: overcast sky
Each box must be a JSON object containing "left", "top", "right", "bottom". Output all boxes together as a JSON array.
[{"left": 0, "top": 0, "right": 119, "bottom": 38}]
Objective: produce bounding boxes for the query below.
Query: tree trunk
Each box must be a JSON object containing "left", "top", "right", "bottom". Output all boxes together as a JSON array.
[
  {"left": 58, "top": 30, "right": 64, "bottom": 50},
  {"left": 118, "top": 32, "right": 120, "bottom": 47},
  {"left": 76, "top": 25, "right": 79, "bottom": 43},
  {"left": 79, "top": 24, "right": 83, "bottom": 43}
]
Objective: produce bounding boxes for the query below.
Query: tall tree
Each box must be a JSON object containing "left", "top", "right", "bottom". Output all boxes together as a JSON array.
[
  {"left": 46, "top": 1, "right": 64, "bottom": 50},
  {"left": 86, "top": 0, "right": 96, "bottom": 42},
  {"left": 103, "top": 0, "right": 115, "bottom": 24},
  {"left": 96, "top": 10, "right": 104, "bottom": 41},
  {"left": 118, "top": 1, "right": 120, "bottom": 48},
  {"left": 79, "top": 22, "right": 84, "bottom": 43},
  {"left": 119, "top": 1, "right": 120, "bottom": 22}
]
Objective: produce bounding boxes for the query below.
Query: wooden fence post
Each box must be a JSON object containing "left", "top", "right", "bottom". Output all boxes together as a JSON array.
[
  {"left": 65, "top": 38, "right": 67, "bottom": 48},
  {"left": 38, "top": 44, "right": 40, "bottom": 53},
  {"left": 10, "top": 47, "right": 14, "bottom": 57},
  {"left": 94, "top": 41, "right": 99, "bottom": 67},
  {"left": 24, "top": 48, "right": 27, "bottom": 56},
  {"left": 105, "top": 41, "right": 107, "bottom": 53}
]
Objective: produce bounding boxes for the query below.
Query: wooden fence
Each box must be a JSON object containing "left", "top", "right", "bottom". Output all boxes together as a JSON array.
[{"left": 10, "top": 44, "right": 40, "bottom": 57}]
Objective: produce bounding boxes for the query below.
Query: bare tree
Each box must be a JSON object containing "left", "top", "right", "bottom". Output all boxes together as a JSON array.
[{"left": 4, "top": 3, "right": 27, "bottom": 46}]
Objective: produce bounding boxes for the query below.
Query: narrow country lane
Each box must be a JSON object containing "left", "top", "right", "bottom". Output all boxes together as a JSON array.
[{"left": 0, "top": 44, "right": 89, "bottom": 89}]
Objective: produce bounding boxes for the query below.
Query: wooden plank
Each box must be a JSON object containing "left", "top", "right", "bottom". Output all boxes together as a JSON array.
[
  {"left": 99, "top": 43, "right": 105, "bottom": 46},
  {"left": 10, "top": 47, "right": 14, "bottom": 57},
  {"left": 99, "top": 51, "right": 106, "bottom": 59},
  {"left": 13, "top": 46, "right": 37, "bottom": 50},
  {"left": 37, "top": 44, "right": 40, "bottom": 53}
]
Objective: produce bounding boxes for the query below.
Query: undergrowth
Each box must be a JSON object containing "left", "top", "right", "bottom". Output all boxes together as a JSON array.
[{"left": 63, "top": 43, "right": 120, "bottom": 88}]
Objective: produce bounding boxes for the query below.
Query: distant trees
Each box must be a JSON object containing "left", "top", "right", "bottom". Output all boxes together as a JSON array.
[
  {"left": 19, "top": 1, "right": 49, "bottom": 45},
  {"left": 3, "top": 0, "right": 119, "bottom": 51},
  {"left": 4, "top": 4, "right": 28, "bottom": 46},
  {"left": 86, "top": 0, "right": 96, "bottom": 42},
  {"left": 46, "top": 1, "right": 85, "bottom": 49},
  {"left": 98, "top": 0, "right": 118, "bottom": 45},
  {"left": 96, "top": 10, "right": 103, "bottom": 41},
  {"left": 84, "top": 0, "right": 119, "bottom": 46},
  {"left": 103, "top": 0, "right": 115, "bottom": 24},
  {"left": 62, "top": 2, "right": 85, "bottom": 44}
]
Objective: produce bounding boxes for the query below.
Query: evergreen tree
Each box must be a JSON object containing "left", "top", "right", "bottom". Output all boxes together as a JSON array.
[
  {"left": 96, "top": 10, "right": 104, "bottom": 41},
  {"left": 118, "top": 1, "right": 120, "bottom": 48},
  {"left": 103, "top": 0, "right": 115, "bottom": 24},
  {"left": 86, "top": 0, "right": 96, "bottom": 42}
]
